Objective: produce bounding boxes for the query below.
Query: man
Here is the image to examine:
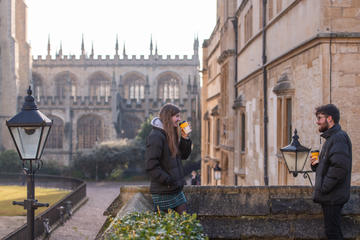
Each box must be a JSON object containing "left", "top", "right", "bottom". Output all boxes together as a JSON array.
[{"left": 311, "top": 104, "right": 352, "bottom": 240}]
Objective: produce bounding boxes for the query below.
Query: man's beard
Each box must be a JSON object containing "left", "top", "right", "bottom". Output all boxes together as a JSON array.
[{"left": 319, "top": 121, "right": 329, "bottom": 132}]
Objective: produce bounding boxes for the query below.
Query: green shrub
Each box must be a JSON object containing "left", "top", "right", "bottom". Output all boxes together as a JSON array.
[
  {"left": 135, "top": 115, "right": 153, "bottom": 144},
  {"left": 71, "top": 139, "right": 146, "bottom": 180},
  {"left": 0, "top": 150, "right": 22, "bottom": 173},
  {"left": 107, "top": 210, "right": 208, "bottom": 240}
]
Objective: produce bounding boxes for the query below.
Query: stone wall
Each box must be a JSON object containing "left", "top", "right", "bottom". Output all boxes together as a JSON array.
[{"left": 101, "top": 185, "right": 360, "bottom": 239}]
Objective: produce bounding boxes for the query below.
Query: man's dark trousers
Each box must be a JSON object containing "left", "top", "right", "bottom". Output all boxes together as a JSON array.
[{"left": 322, "top": 204, "right": 344, "bottom": 239}]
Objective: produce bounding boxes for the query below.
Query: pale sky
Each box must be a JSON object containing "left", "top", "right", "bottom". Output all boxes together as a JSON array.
[{"left": 27, "top": 0, "right": 217, "bottom": 58}]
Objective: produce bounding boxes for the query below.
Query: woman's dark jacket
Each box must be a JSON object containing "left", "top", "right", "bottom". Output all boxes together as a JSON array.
[
  {"left": 312, "top": 124, "right": 352, "bottom": 205},
  {"left": 146, "top": 118, "right": 192, "bottom": 194}
]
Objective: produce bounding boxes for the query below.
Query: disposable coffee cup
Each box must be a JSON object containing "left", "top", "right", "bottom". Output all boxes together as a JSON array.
[
  {"left": 179, "top": 121, "right": 192, "bottom": 135},
  {"left": 311, "top": 150, "right": 319, "bottom": 161}
]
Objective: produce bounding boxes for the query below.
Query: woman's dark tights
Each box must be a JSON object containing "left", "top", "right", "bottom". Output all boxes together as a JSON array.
[{"left": 174, "top": 203, "right": 186, "bottom": 214}]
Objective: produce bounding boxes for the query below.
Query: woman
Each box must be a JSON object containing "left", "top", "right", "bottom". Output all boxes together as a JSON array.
[{"left": 146, "top": 103, "right": 192, "bottom": 214}]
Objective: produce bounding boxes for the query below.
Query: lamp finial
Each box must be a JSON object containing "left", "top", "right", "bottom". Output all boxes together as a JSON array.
[{"left": 27, "top": 86, "right": 32, "bottom": 96}]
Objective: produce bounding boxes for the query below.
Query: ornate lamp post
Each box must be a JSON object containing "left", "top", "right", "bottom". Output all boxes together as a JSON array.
[
  {"left": 6, "top": 86, "right": 52, "bottom": 240},
  {"left": 280, "top": 129, "right": 313, "bottom": 186},
  {"left": 214, "top": 163, "right": 221, "bottom": 185}
]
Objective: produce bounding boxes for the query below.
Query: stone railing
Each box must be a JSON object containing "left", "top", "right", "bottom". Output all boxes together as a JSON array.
[{"left": 99, "top": 185, "right": 360, "bottom": 239}]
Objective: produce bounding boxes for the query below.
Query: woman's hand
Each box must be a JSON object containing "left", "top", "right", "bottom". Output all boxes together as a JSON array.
[{"left": 180, "top": 123, "right": 191, "bottom": 139}]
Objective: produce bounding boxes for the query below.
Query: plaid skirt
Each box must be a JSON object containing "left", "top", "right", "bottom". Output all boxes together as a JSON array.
[{"left": 152, "top": 191, "right": 187, "bottom": 211}]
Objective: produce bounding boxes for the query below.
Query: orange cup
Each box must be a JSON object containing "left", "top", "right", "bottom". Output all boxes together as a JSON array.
[
  {"left": 179, "top": 121, "right": 191, "bottom": 135},
  {"left": 311, "top": 150, "right": 319, "bottom": 161}
]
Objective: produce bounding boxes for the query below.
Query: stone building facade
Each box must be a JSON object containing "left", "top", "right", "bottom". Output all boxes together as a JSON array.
[
  {"left": 0, "top": 0, "right": 31, "bottom": 151},
  {"left": 30, "top": 37, "right": 200, "bottom": 165},
  {"left": 0, "top": 1, "right": 200, "bottom": 165},
  {"left": 202, "top": 0, "right": 360, "bottom": 186}
]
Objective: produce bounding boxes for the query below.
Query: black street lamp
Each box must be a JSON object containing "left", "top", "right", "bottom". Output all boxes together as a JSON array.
[
  {"left": 280, "top": 129, "right": 313, "bottom": 186},
  {"left": 214, "top": 163, "right": 221, "bottom": 185},
  {"left": 6, "top": 86, "right": 52, "bottom": 240}
]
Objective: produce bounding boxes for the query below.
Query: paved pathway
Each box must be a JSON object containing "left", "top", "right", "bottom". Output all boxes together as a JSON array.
[
  {"left": 0, "top": 181, "right": 148, "bottom": 240},
  {"left": 49, "top": 181, "right": 148, "bottom": 240}
]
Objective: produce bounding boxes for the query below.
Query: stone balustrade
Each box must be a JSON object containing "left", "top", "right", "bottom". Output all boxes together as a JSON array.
[{"left": 99, "top": 185, "right": 360, "bottom": 239}]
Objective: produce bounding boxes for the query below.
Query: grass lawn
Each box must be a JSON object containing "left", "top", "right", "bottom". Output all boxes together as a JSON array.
[{"left": 0, "top": 185, "right": 70, "bottom": 216}]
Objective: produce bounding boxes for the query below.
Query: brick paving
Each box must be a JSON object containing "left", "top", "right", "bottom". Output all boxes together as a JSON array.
[{"left": 49, "top": 181, "right": 148, "bottom": 240}]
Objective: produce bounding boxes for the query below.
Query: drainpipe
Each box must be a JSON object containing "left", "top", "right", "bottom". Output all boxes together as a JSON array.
[
  {"left": 262, "top": 0, "right": 269, "bottom": 186},
  {"left": 231, "top": 17, "right": 238, "bottom": 99}
]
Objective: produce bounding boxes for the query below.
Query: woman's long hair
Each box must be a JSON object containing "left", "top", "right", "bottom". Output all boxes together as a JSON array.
[{"left": 159, "top": 103, "right": 180, "bottom": 157}]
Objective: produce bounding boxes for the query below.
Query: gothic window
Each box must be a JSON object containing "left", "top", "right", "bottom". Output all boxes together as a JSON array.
[
  {"left": 32, "top": 72, "right": 44, "bottom": 101},
  {"left": 216, "top": 118, "right": 220, "bottom": 146},
  {"left": 277, "top": 97, "right": 292, "bottom": 185},
  {"left": 89, "top": 72, "right": 110, "bottom": 99},
  {"left": 268, "top": 0, "right": 274, "bottom": 21},
  {"left": 157, "top": 73, "right": 180, "bottom": 100},
  {"left": 259, "top": 0, "right": 263, "bottom": 29},
  {"left": 276, "top": 0, "right": 282, "bottom": 14},
  {"left": 140, "top": 85, "right": 145, "bottom": 99},
  {"left": 123, "top": 73, "right": 145, "bottom": 101},
  {"left": 207, "top": 165, "right": 212, "bottom": 185},
  {"left": 77, "top": 115, "right": 103, "bottom": 149},
  {"left": 207, "top": 119, "right": 211, "bottom": 155},
  {"left": 220, "top": 63, "right": 229, "bottom": 116},
  {"left": 46, "top": 115, "right": 63, "bottom": 149},
  {"left": 241, "top": 112, "right": 246, "bottom": 152},
  {"left": 55, "top": 72, "right": 77, "bottom": 98},
  {"left": 121, "top": 114, "right": 142, "bottom": 139},
  {"left": 238, "top": 23, "right": 242, "bottom": 50},
  {"left": 245, "top": 6, "right": 253, "bottom": 43}
]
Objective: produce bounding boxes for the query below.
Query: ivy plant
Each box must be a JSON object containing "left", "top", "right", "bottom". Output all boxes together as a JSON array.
[{"left": 106, "top": 210, "right": 208, "bottom": 240}]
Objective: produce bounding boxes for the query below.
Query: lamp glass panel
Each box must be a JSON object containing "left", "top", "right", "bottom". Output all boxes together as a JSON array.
[
  {"left": 282, "top": 151, "right": 296, "bottom": 172},
  {"left": 214, "top": 171, "right": 221, "bottom": 180},
  {"left": 297, "top": 151, "right": 309, "bottom": 172},
  {"left": 10, "top": 126, "right": 41, "bottom": 159},
  {"left": 37, "top": 126, "right": 50, "bottom": 159}
]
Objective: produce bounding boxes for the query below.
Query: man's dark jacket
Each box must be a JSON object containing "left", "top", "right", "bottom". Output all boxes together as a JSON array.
[
  {"left": 146, "top": 118, "right": 192, "bottom": 194},
  {"left": 312, "top": 124, "right": 352, "bottom": 205}
]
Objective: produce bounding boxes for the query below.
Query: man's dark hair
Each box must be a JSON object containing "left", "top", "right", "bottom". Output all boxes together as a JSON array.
[{"left": 315, "top": 104, "right": 340, "bottom": 124}]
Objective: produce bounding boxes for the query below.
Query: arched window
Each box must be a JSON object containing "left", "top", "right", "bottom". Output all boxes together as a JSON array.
[
  {"left": 77, "top": 115, "right": 103, "bottom": 149},
  {"left": 88, "top": 72, "right": 110, "bottom": 99},
  {"left": 46, "top": 115, "right": 64, "bottom": 149},
  {"left": 123, "top": 73, "right": 145, "bottom": 101},
  {"left": 55, "top": 72, "right": 77, "bottom": 98},
  {"left": 32, "top": 72, "right": 44, "bottom": 101},
  {"left": 157, "top": 73, "right": 180, "bottom": 100}
]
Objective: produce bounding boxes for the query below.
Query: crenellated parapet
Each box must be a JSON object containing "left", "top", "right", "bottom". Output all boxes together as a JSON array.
[
  {"left": 119, "top": 98, "right": 190, "bottom": 110},
  {"left": 32, "top": 54, "right": 199, "bottom": 67},
  {"left": 17, "top": 95, "right": 112, "bottom": 108},
  {"left": 17, "top": 95, "right": 194, "bottom": 112}
]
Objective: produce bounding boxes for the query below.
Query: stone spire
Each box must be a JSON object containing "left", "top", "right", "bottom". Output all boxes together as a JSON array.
[
  {"left": 91, "top": 42, "right": 94, "bottom": 58},
  {"left": 193, "top": 35, "right": 199, "bottom": 55},
  {"left": 59, "top": 41, "right": 63, "bottom": 57},
  {"left": 115, "top": 34, "right": 119, "bottom": 56},
  {"left": 123, "top": 42, "right": 127, "bottom": 57},
  {"left": 155, "top": 42, "right": 158, "bottom": 55},
  {"left": 47, "top": 34, "right": 51, "bottom": 56},
  {"left": 150, "top": 35, "right": 153, "bottom": 55},
  {"left": 81, "top": 34, "right": 85, "bottom": 56}
]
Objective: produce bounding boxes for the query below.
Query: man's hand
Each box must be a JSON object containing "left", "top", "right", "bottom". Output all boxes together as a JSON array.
[{"left": 310, "top": 155, "right": 319, "bottom": 166}]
